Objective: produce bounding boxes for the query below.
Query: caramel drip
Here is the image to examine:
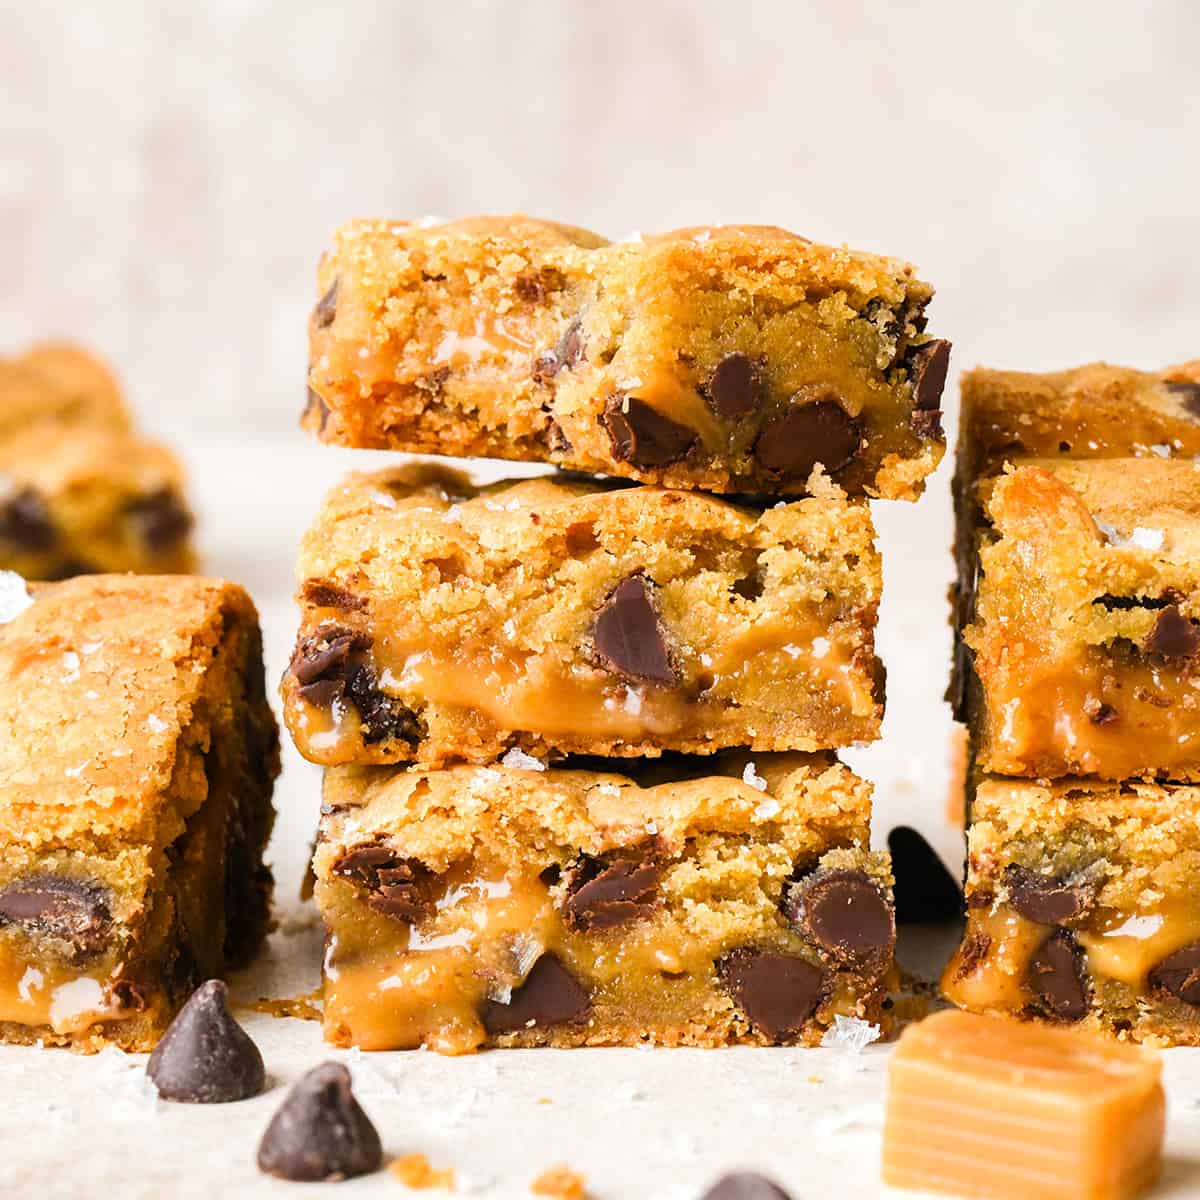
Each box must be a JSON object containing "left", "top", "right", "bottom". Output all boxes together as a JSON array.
[
  {"left": 0, "top": 943, "right": 125, "bottom": 1035},
  {"left": 1077, "top": 899, "right": 1200, "bottom": 987},
  {"left": 941, "top": 905, "right": 1046, "bottom": 1012}
]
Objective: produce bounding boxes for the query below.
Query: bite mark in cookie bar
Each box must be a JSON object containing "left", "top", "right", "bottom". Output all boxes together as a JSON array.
[
  {"left": 0, "top": 574, "right": 279, "bottom": 1051},
  {"left": 282, "top": 466, "right": 883, "bottom": 766},
  {"left": 304, "top": 216, "right": 948, "bottom": 499},
  {"left": 943, "top": 777, "right": 1200, "bottom": 1045},
  {"left": 315, "top": 752, "right": 895, "bottom": 1053}
]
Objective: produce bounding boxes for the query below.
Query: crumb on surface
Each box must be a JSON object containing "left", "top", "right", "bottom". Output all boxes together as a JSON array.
[
  {"left": 390, "top": 1153, "right": 456, "bottom": 1191},
  {"left": 531, "top": 1164, "right": 587, "bottom": 1199}
]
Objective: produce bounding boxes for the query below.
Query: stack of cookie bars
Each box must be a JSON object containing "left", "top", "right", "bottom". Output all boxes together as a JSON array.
[
  {"left": 288, "top": 216, "right": 951, "bottom": 1053},
  {"left": 944, "top": 361, "right": 1200, "bottom": 1043}
]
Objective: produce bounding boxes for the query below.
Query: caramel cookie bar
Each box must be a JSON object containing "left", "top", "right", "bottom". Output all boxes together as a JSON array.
[
  {"left": 304, "top": 216, "right": 949, "bottom": 499},
  {"left": 0, "top": 341, "right": 129, "bottom": 441},
  {"left": 316, "top": 752, "right": 895, "bottom": 1053},
  {"left": 943, "top": 776, "right": 1200, "bottom": 1046},
  {"left": 955, "top": 459, "right": 1199, "bottom": 780},
  {"left": 0, "top": 422, "right": 196, "bottom": 579},
  {"left": 283, "top": 466, "right": 883, "bottom": 766},
  {"left": 0, "top": 573, "right": 279, "bottom": 1051}
]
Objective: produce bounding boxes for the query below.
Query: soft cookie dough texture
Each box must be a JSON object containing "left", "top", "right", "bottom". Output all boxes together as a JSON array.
[
  {"left": 283, "top": 466, "right": 883, "bottom": 766},
  {"left": 304, "top": 216, "right": 949, "bottom": 499},
  {"left": 0, "top": 574, "right": 279, "bottom": 1051}
]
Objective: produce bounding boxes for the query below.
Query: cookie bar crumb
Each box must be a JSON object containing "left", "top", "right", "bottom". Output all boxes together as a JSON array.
[
  {"left": 390, "top": 1153, "right": 456, "bottom": 1191},
  {"left": 531, "top": 1164, "right": 586, "bottom": 1199}
]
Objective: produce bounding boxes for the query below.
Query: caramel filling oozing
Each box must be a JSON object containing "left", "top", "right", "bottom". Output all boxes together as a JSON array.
[{"left": 0, "top": 942, "right": 127, "bottom": 1036}]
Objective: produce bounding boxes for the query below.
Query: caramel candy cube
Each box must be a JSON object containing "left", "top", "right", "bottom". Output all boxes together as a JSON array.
[{"left": 883, "top": 1010, "right": 1164, "bottom": 1200}]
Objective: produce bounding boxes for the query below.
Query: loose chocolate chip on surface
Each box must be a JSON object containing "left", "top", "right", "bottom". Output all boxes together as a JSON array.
[
  {"left": 1144, "top": 604, "right": 1200, "bottom": 659},
  {"left": 1027, "top": 929, "right": 1088, "bottom": 1022},
  {"left": 786, "top": 869, "right": 895, "bottom": 969},
  {"left": 126, "top": 489, "right": 194, "bottom": 552},
  {"left": 147, "top": 979, "right": 265, "bottom": 1103},
  {"left": 1149, "top": 942, "right": 1200, "bottom": 1006},
  {"left": 1166, "top": 380, "right": 1200, "bottom": 419},
  {"left": 334, "top": 844, "right": 435, "bottom": 923},
  {"left": 314, "top": 279, "right": 339, "bottom": 329},
  {"left": 257, "top": 1061, "right": 382, "bottom": 1182},
  {"left": 700, "top": 1172, "right": 793, "bottom": 1200},
  {"left": 0, "top": 488, "right": 57, "bottom": 551},
  {"left": 480, "top": 953, "right": 591, "bottom": 1036},
  {"left": 592, "top": 573, "right": 676, "bottom": 684},
  {"left": 907, "top": 339, "right": 952, "bottom": 411},
  {"left": 0, "top": 876, "right": 111, "bottom": 961},
  {"left": 563, "top": 857, "right": 660, "bottom": 931},
  {"left": 752, "top": 400, "right": 862, "bottom": 480},
  {"left": 602, "top": 395, "right": 697, "bottom": 468},
  {"left": 716, "top": 948, "right": 824, "bottom": 1041},
  {"left": 887, "top": 826, "right": 963, "bottom": 924},
  {"left": 533, "top": 315, "right": 586, "bottom": 383},
  {"left": 1005, "top": 865, "right": 1097, "bottom": 926},
  {"left": 705, "top": 353, "right": 763, "bottom": 419}
]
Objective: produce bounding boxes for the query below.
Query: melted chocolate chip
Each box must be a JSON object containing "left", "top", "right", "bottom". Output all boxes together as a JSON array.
[
  {"left": 480, "top": 953, "right": 591, "bottom": 1036},
  {"left": 533, "top": 316, "right": 586, "bottom": 383},
  {"left": 907, "top": 339, "right": 952, "bottom": 411},
  {"left": 301, "top": 579, "right": 368, "bottom": 611},
  {"left": 701, "top": 1173, "right": 792, "bottom": 1200},
  {"left": 785, "top": 869, "right": 895, "bottom": 970},
  {"left": 314, "top": 279, "right": 339, "bottom": 329},
  {"left": 705, "top": 353, "right": 763, "bottom": 419},
  {"left": 146, "top": 979, "right": 265, "bottom": 1103},
  {"left": 0, "top": 876, "right": 111, "bottom": 961},
  {"left": 126, "top": 489, "right": 194, "bottom": 552},
  {"left": 592, "top": 573, "right": 676, "bottom": 685},
  {"left": 1027, "top": 929, "right": 1088, "bottom": 1021},
  {"left": 343, "top": 662, "right": 421, "bottom": 745},
  {"left": 752, "top": 400, "right": 862, "bottom": 480},
  {"left": 563, "top": 857, "right": 660, "bottom": 931},
  {"left": 291, "top": 627, "right": 365, "bottom": 690},
  {"left": 333, "top": 844, "right": 435, "bottom": 923},
  {"left": 887, "top": 826, "right": 963, "bottom": 924},
  {"left": 1005, "top": 865, "right": 1097, "bottom": 926},
  {"left": 1149, "top": 942, "right": 1200, "bottom": 1005},
  {"left": 0, "top": 488, "right": 56, "bottom": 551},
  {"left": 1166, "top": 380, "right": 1200, "bottom": 419},
  {"left": 257, "top": 1062, "right": 382, "bottom": 1182},
  {"left": 716, "top": 948, "right": 824, "bottom": 1041},
  {"left": 602, "top": 395, "right": 697, "bottom": 468},
  {"left": 1144, "top": 605, "right": 1200, "bottom": 659}
]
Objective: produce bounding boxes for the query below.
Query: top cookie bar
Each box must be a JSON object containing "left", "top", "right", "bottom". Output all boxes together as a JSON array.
[{"left": 305, "top": 216, "right": 949, "bottom": 499}]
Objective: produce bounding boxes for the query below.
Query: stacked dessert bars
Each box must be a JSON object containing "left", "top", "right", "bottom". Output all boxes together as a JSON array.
[
  {"left": 0, "top": 342, "right": 196, "bottom": 579},
  {"left": 943, "top": 360, "right": 1200, "bottom": 1042},
  {"left": 289, "top": 216, "right": 951, "bottom": 1052}
]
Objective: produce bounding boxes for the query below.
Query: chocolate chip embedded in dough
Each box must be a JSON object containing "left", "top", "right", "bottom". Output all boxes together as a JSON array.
[
  {"left": 907, "top": 339, "right": 952, "bottom": 411},
  {"left": 887, "top": 826, "right": 963, "bottom": 924},
  {"left": 0, "top": 488, "right": 57, "bottom": 551},
  {"left": 304, "top": 386, "right": 331, "bottom": 432},
  {"left": 592, "top": 573, "right": 676, "bottom": 685},
  {"left": 343, "top": 662, "right": 421, "bottom": 746},
  {"left": 602, "top": 394, "right": 697, "bottom": 468},
  {"left": 533, "top": 315, "right": 587, "bottom": 383},
  {"left": 1166, "top": 380, "right": 1200, "bottom": 419},
  {"left": 563, "top": 857, "right": 660, "bottom": 932},
  {"left": 146, "top": 979, "right": 265, "bottom": 1103},
  {"left": 0, "top": 875, "right": 111, "bottom": 961},
  {"left": 301, "top": 579, "right": 368, "bottom": 612},
  {"left": 126, "top": 488, "right": 194, "bottom": 552},
  {"left": 480, "top": 953, "right": 591, "bottom": 1036},
  {"left": 701, "top": 1172, "right": 793, "bottom": 1200},
  {"left": 1027, "top": 929, "right": 1088, "bottom": 1022},
  {"left": 910, "top": 408, "right": 944, "bottom": 440},
  {"left": 313, "top": 279, "right": 339, "bottom": 329},
  {"left": 256, "top": 1062, "right": 382, "bottom": 1182},
  {"left": 716, "top": 948, "right": 824, "bottom": 1041},
  {"left": 752, "top": 400, "right": 862, "bottom": 480},
  {"left": 1149, "top": 942, "right": 1200, "bottom": 1006},
  {"left": 333, "top": 844, "right": 435, "bottom": 924},
  {"left": 1005, "top": 865, "right": 1098, "bottom": 927},
  {"left": 785, "top": 869, "right": 895, "bottom": 970},
  {"left": 1144, "top": 604, "right": 1200, "bottom": 659},
  {"left": 290, "top": 627, "right": 365, "bottom": 691},
  {"left": 705, "top": 353, "right": 763, "bottom": 419}
]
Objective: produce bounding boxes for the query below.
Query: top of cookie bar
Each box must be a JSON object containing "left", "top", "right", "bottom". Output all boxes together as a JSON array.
[
  {"left": 0, "top": 342, "right": 129, "bottom": 444},
  {"left": 0, "top": 573, "right": 261, "bottom": 850}
]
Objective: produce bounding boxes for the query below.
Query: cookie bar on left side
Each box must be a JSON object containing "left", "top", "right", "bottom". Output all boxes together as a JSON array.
[{"left": 0, "top": 572, "right": 279, "bottom": 1051}]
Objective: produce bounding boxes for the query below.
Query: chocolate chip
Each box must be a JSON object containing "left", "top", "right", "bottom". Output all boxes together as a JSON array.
[
  {"left": 563, "top": 857, "right": 659, "bottom": 931},
  {"left": 752, "top": 400, "right": 862, "bottom": 480},
  {"left": 602, "top": 395, "right": 697, "bottom": 468},
  {"left": 592, "top": 573, "right": 676, "bottom": 685},
  {"left": 1149, "top": 942, "right": 1200, "bottom": 1006},
  {"left": 700, "top": 1172, "right": 793, "bottom": 1200},
  {"left": 291, "top": 627, "right": 365, "bottom": 691},
  {"left": 785, "top": 869, "right": 895, "bottom": 970},
  {"left": 126, "top": 489, "right": 193, "bottom": 552},
  {"left": 1166, "top": 380, "right": 1200, "bottom": 419},
  {"left": 1145, "top": 605, "right": 1200, "bottom": 659},
  {"left": 480, "top": 953, "right": 591, "bottom": 1036},
  {"left": 910, "top": 408, "right": 944, "bottom": 440},
  {"left": 343, "top": 662, "right": 421, "bottom": 746},
  {"left": 533, "top": 315, "right": 586, "bottom": 383},
  {"left": 716, "top": 948, "right": 824, "bottom": 1041},
  {"left": 304, "top": 386, "right": 331, "bottom": 431},
  {"left": 0, "top": 876, "right": 111, "bottom": 961},
  {"left": 887, "top": 826, "right": 963, "bottom": 923},
  {"left": 1083, "top": 697, "right": 1118, "bottom": 726},
  {"left": 257, "top": 1062, "right": 382, "bottom": 1182},
  {"left": 1027, "top": 929, "right": 1088, "bottom": 1021},
  {"left": 907, "top": 339, "right": 952, "bottom": 410},
  {"left": 0, "top": 488, "right": 56, "bottom": 551},
  {"left": 333, "top": 844, "right": 434, "bottom": 923},
  {"left": 301, "top": 579, "right": 368, "bottom": 611},
  {"left": 314, "top": 279, "right": 339, "bottom": 329},
  {"left": 146, "top": 979, "right": 265, "bottom": 1103},
  {"left": 1005, "top": 865, "right": 1097, "bottom": 926},
  {"left": 705, "top": 353, "right": 762, "bottom": 419}
]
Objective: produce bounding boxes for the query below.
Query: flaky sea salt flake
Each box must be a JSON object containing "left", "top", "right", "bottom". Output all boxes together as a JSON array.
[
  {"left": 742, "top": 762, "right": 769, "bottom": 792},
  {"left": 821, "top": 1013, "right": 881, "bottom": 1053},
  {"left": 0, "top": 572, "right": 33, "bottom": 625},
  {"left": 501, "top": 748, "right": 546, "bottom": 771}
]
